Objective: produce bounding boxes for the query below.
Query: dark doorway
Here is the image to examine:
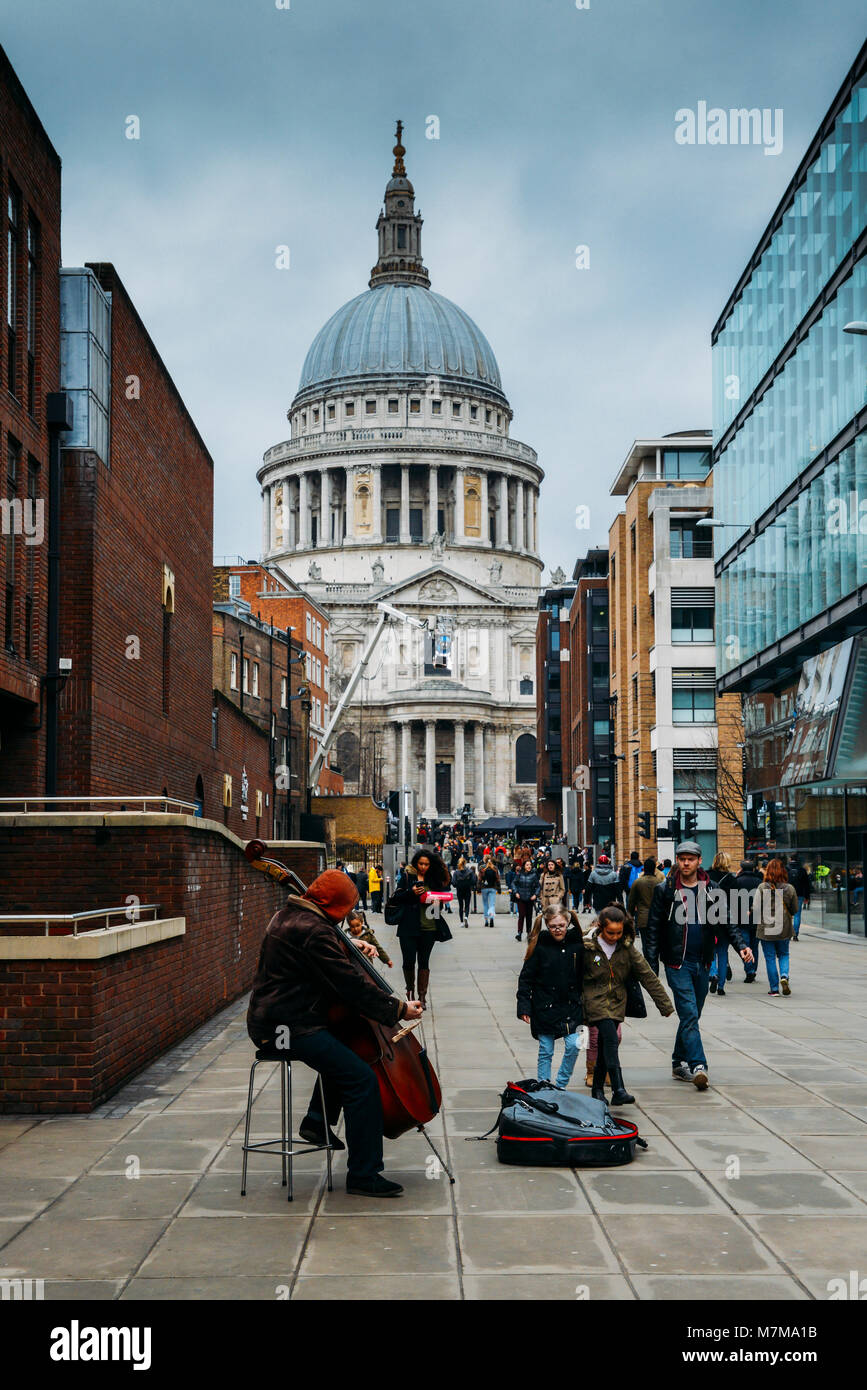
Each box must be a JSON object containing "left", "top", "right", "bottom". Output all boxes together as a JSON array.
[{"left": 435, "top": 762, "right": 452, "bottom": 814}]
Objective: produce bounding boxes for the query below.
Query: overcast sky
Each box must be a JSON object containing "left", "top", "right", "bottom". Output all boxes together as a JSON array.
[{"left": 5, "top": 1, "right": 866, "bottom": 576}]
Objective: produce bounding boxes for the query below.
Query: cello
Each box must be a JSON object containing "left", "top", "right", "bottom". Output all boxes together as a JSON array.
[{"left": 244, "top": 840, "right": 454, "bottom": 1178}]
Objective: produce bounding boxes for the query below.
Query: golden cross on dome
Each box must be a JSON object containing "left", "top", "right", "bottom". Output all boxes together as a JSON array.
[{"left": 392, "top": 119, "right": 406, "bottom": 176}]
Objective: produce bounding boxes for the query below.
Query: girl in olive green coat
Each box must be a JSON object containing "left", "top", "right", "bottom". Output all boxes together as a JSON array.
[{"left": 583, "top": 906, "right": 673, "bottom": 1106}]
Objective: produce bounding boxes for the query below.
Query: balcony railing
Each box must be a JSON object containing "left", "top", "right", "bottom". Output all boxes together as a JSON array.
[
  {"left": 0, "top": 796, "right": 199, "bottom": 814},
  {"left": 0, "top": 904, "right": 162, "bottom": 936},
  {"left": 261, "top": 425, "right": 539, "bottom": 471}
]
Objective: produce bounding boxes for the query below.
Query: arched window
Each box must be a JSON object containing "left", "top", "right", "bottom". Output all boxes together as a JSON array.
[
  {"left": 336, "top": 730, "right": 360, "bottom": 783},
  {"left": 515, "top": 733, "right": 536, "bottom": 784}
]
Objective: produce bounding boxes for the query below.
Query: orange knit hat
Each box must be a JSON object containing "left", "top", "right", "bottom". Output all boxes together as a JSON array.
[{"left": 303, "top": 869, "right": 359, "bottom": 920}]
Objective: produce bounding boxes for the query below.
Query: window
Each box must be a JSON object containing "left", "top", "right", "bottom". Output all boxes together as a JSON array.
[
  {"left": 229, "top": 574, "right": 240, "bottom": 599},
  {"left": 252, "top": 662, "right": 260, "bottom": 697},
  {"left": 26, "top": 218, "right": 38, "bottom": 414},
  {"left": 633, "top": 751, "right": 639, "bottom": 781},
  {"left": 497, "top": 413, "right": 502, "bottom": 427},
  {"left": 323, "top": 665, "right": 329, "bottom": 691},
  {"left": 312, "top": 408, "right": 319, "bottom": 424},
  {"left": 305, "top": 651, "right": 311, "bottom": 679},
  {"left": 242, "top": 657, "right": 250, "bottom": 693},
  {"left": 230, "top": 652, "right": 238, "bottom": 688},
  {"left": 410, "top": 398, "right": 420, "bottom": 414},
  {"left": 485, "top": 408, "right": 492, "bottom": 424},
  {"left": 651, "top": 671, "right": 656, "bottom": 697},
  {"left": 386, "top": 508, "right": 399, "bottom": 542},
  {"left": 7, "top": 185, "right": 20, "bottom": 396},
  {"left": 515, "top": 732, "right": 536, "bottom": 783},
  {"left": 452, "top": 402, "right": 461, "bottom": 418},
  {"left": 345, "top": 401, "right": 354, "bottom": 417},
  {"left": 305, "top": 611, "right": 312, "bottom": 640},
  {"left": 632, "top": 603, "right": 637, "bottom": 630},
  {"left": 632, "top": 674, "right": 638, "bottom": 707},
  {"left": 281, "top": 675, "right": 287, "bottom": 707},
  {"left": 396, "top": 224, "right": 407, "bottom": 249},
  {"left": 24, "top": 457, "right": 37, "bottom": 658},
  {"left": 432, "top": 400, "right": 441, "bottom": 415},
  {"left": 672, "top": 688, "right": 715, "bottom": 724},
  {"left": 470, "top": 405, "right": 478, "bottom": 420},
  {"left": 162, "top": 610, "right": 172, "bottom": 713},
  {"left": 4, "top": 437, "right": 20, "bottom": 651},
  {"left": 610, "top": 554, "right": 616, "bottom": 584},
  {"left": 519, "top": 676, "right": 533, "bottom": 695},
  {"left": 672, "top": 606, "right": 714, "bottom": 643},
  {"left": 327, "top": 403, "right": 335, "bottom": 420},
  {"left": 550, "top": 629, "right": 560, "bottom": 652},
  {"left": 662, "top": 449, "right": 710, "bottom": 480},
  {"left": 301, "top": 412, "right": 307, "bottom": 429},
  {"left": 593, "top": 718, "right": 610, "bottom": 738},
  {"left": 323, "top": 630, "right": 330, "bottom": 654},
  {"left": 409, "top": 507, "right": 423, "bottom": 542},
  {"left": 316, "top": 620, "right": 321, "bottom": 647},
  {"left": 670, "top": 522, "right": 713, "bottom": 558},
  {"left": 630, "top": 521, "right": 636, "bottom": 553},
  {"left": 365, "top": 399, "right": 376, "bottom": 414},
  {"left": 388, "top": 398, "right": 399, "bottom": 414},
  {"left": 650, "top": 592, "right": 655, "bottom": 619}
]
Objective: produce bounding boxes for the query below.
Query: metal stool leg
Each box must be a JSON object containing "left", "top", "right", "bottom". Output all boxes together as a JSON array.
[
  {"left": 286, "top": 1059, "right": 293, "bottom": 1202},
  {"left": 280, "top": 1059, "right": 288, "bottom": 1188},
  {"left": 240, "top": 1060, "right": 258, "bottom": 1197},
  {"left": 319, "top": 1073, "right": 333, "bottom": 1192}
]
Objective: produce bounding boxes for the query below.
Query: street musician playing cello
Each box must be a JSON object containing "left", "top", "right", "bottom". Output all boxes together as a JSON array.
[{"left": 246, "top": 868, "right": 423, "bottom": 1198}]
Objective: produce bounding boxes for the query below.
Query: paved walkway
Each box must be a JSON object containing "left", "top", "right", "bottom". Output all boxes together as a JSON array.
[{"left": 2, "top": 910, "right": 866, "bottom": 1300}]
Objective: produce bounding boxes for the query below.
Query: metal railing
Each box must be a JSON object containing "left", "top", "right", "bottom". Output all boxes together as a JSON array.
[
  {"left": 261, "top": 425, "right": 540, "bottom": 469},
  {"left": 0, "top": 796, "right": 199, "bottom": 814},
  {"left": 0, "top": 904, "right": 162, "bottom": 937}
]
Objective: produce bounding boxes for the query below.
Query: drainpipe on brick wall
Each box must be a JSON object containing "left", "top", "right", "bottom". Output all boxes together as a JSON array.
[{"left": 44, "top": 393, "right": 73, "bottom": 796}]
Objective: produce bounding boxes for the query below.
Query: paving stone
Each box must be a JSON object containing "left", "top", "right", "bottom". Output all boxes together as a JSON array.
[
  {"left": 581, "top": 1170, "right": 728, "bottom": 1213},
  {"left": 631, "top": 1274, "right": 809, "bottom": 1299},
  {"left": 47, "top": 1174, "right": 199, "bottom": 1221},
  {"left": 458, "top": 1213, "right": 618, "bottom": 1274},
  {"left": 0, "top": 1217, "right": 168, "bottom": 1278},
  {"left": 139, "top": 1214, "right": 310, "bottom": 1277},
  {"left": 462, "top": 1273, "right": 635, "bottom": 1299},
  {"left": 301, "top": 1215, "right": 456, "bottom": 1275},
  {"left": 0, "top": 1175, "right": 74, "bottom": 1220},
  {"left": 672, "top": 1134, "right": 820, "bottom": 1173},
  {"left": 751, "top": 1215, "right": 867, "bottom": 1272},
  {"left": 291, "top": 1274, "right": 461, "bottom": 1299},
  {"left": 786, "top": 1136, "right": 867, "bottom": 1169},
  {"left": 92, "top": 1139, "right": 225, "bottom": 1175},
  {"left": 601, "top": 1214, "right": 781, "bottom": 1274},
  {"left": 457, "top": 1168, "right": 590, "bottom": 1214}
]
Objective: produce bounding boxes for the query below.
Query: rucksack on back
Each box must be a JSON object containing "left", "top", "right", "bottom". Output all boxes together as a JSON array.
[
  {"left": 627, "top": 863, "right": 641, "bottom": 891},
  {"left": 493, "top": 1079, "right": 647, "bottom": 1167}
]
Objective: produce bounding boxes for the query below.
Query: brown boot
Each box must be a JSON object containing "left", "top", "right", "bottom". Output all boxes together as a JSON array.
[
  {"left": 584, "top": 1067, "right": 594, "bottom": 1087},
  {"left": 403, "top": 967, "right": 415, "bottom": 999},
  {"left": 417, "top": 969, "right": 430, "bottom": 1011}
]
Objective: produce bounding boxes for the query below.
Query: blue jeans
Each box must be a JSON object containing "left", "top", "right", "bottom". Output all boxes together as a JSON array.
[
  {"left": 708, "top": 940, "right": 729, "bottom": 987},
  {"left": 537, "top": 1030, "right": 582, "bottom": 1088},
  {"left": 761, "top": 939, "right": 790, "bottom": 992},
  {"left": 792, "top": 897, "right": 805, "bottom": 938},
  {"left": 481, "top": 886, "right": 497, "bottom": 920},
  {"left": 665, "top": 958, "right": 709, "bottom": 1070}
]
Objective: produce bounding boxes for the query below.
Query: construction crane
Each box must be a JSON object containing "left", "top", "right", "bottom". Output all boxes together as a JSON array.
[{"left": 309, "top": 601, "right": 426, "bottom": 792}]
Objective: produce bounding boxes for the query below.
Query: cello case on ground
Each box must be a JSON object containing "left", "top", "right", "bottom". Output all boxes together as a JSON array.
[{"left": 495, "top": 1080, "right": 647, "bottom": 1167}]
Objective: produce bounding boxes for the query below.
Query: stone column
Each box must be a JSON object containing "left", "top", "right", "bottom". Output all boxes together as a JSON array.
[
  {"left": 400, "top": 464, "right": 411, "bottom": 543},
  {"left": 424, "top": 720, "right": 437, "bottom": 817},
  {"left": 297, "top": 472, "right": 310, "bottom": 550},
  {"left": 400, "top": 719, "right": 410, "bottom": 791},
  {"left": 496, "top": 726, "right": 510, "bottom": 815},
  {"left": 454, "top": 719, "right": 466, "bottom": 810},
  {"left": 320, "top": 468, "right": 331, "bottom": 547},
  {"left": 497, "top": 473, "right": 509, "bottom": 549},
  {"left": 344, "top": 466, "right": 355, "bottom": 540},
  {"left": 480, "top": 470, "right": 489, "bottom": 546},
  {"left": 372, "top": 463, "right": 383, "bottom": 542},
  {"left": 515, "top": 479, "right": 525, "bottom": 551},
  {"left": 428, "top": 465, "right": 439, "bottom": 538},
  {"left": 531, "top": 488, "right": 538, "bottom": 554},
  {"left": 261, "top": 485, "right": 270, "bottom": 556},
  {"left": 474, "top": 721, "right": 487, "bottom": 818},
  {"left": 455, "top": 465, "right": 465, "bottom": 541}
]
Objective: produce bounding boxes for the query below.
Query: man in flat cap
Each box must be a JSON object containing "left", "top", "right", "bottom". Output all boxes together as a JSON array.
[{"left": 644, "top": 841, "right": 754, "bottom": 1091}]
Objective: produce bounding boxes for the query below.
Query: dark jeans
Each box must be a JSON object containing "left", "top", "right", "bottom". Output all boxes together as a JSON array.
[
  {"left": 456, "top": 888, "right": 472, "bottom": 921},
  {"left": 371, "top": 892, "right": 382, "bottom": 913},
  {"left": 586, "top": 1017, "right": 622, "bottom": 1073},
  {"left": 516, "top": 900, "right": 535, "bottom": 935},
  {"left": 290, "top": 1028, "right": 384, "bottom": 1182},
  {"left": 664, "top": 958, "right": 709, "bottom": 1070},
  {"left": 398, "top": 931, "right": 436, "bottom": 973},
  {"left": 740, "top": 925, "right": 758, "bottom": 974}
]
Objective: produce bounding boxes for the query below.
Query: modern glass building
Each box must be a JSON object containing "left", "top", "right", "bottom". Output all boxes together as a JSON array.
[{"left": 713, "top": 40, "right": 867, "bottom": 933}]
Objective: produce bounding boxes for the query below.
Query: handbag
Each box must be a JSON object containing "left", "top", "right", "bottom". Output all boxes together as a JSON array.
[
  {"left": 434, "top": 918, "right": 453, "bottom": 942},
  {"left": 624, "top": 970, "right": 647, "bottom": 1019}
]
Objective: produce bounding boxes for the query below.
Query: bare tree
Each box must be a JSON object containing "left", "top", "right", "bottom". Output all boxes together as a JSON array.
[
  {"left": 678, "top": 694, "right": 749, "bottom": 839},
  {"left": 509, "top": 789, "right": 534, "bottom": 816}
]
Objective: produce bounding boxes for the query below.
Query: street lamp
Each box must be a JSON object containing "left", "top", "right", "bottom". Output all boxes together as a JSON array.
[{"left": 843, "top": 322, "right": 867, "bottom": 335}]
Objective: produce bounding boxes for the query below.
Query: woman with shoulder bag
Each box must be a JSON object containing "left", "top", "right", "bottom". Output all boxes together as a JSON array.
[
  {"left": 452, "top": 857, "right": 476, "bottom": 929},
  {"left": 752, "top": 858, "right": 797, "bottom": 996},
  {"left": 583, "top": 905, "right": 673, "bottom": 1105},
  {"left": 383, "top": 848, "right": 452, "bottom": 1010},
  {"left": 517, "top": 906, "right": 585, "bottom": 1090}
]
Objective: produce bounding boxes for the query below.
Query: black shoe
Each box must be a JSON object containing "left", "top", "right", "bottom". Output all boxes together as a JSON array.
[
  {"left": 608, "top": 1064, "right": 634, "bottom": 1105},
  {"left": 515, "top": 933, "right": 522, "bottom": 941},
  {"left": 709, "top": 978, "right": 718, "bottom": 993},
  {"left": 299, "top": 1121, "right": 345, "bottom": 1151},
  {"left": 726, "top": 965, "right": 733, "bottom": 981},
  {"left": 716, "top": 988, "right": 726, "bottom": 997},
  {"left": 744, "top": 973, "right": 756, "bottom": 982},
  {"left": 345, "top": 1175, "right": 404, "bottom": 1198}
]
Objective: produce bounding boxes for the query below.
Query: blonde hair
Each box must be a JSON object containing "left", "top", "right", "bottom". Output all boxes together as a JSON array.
[
  {"left": 457, "top": 856, "right": 466, "bottom": 869},
  {"left": 524, "top": 904, "right": 568, "bottom": 959},
  {"left": 712, "top": 851, "right": 732, "bottom": 872}
]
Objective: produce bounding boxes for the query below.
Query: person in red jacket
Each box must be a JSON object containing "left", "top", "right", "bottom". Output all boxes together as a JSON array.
[{"left": 247, "top": 869, "right": 422, "bottom": 1198}]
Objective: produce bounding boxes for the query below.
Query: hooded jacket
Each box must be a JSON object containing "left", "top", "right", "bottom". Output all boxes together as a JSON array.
[
  {"left": 582, "top": 923, "right": 674, "bottom": 1023},
  {"left": 643, "top": 869, "right": 747, "bottom": 973},
  {"left": 246, "top": 895, "right": 403, "bottom": 1041},
  {"left": 516, "top": 925, "right": 585, "bottom": 1039},
  {"left": 627, "top": 869, "right": 665, "bottom": 933},
  {"left": 587, "top": 865, "right": 621, "bottom": 913}
]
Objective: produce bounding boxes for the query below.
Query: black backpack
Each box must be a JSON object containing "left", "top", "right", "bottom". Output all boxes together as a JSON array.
[{"left": 493, "top": 1079, "right": 647, "bottom": 1167}]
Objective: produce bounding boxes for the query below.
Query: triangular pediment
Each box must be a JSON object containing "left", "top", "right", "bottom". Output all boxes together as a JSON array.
[{"left": 372, "top": 565, "right": 509, "bottom": 610}]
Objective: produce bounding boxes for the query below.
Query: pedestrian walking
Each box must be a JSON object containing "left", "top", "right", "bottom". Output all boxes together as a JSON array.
[
  {"left": 504, "top": 859, "right": 519, "bottom": 916},
  {"left": 512, "top": 857, "right": 540, "bottom": 942},
  {"left": 479, "top": 858, "right": 501, "bottom": 928},
  {"left": 753, "top": 858, "right": 797, "bottom": 996},
  {"left": 539, "top": 858, "right": 566, "bottom": 912},
  {"left": 617, "top": 850, "right": 642, "bottom": 906},
  {"left": 582, "top": 905, "right": 673, "bottom": 1105},
  {"left": 517, "top": 906, "right": 585, "bottom": 1090},
  {"left": 369, "top": 863, "right": 383, "bottom": 914},
  {"left": 355, "top": 865, "right": 369, "bottom": 910},
  {"left": 567, "top": 858, "right": 586, "bottom": 915},
  {"left": 732, "top": 858, "right": 762, "bottom": 980},
  {"left": 644, "top": 840, "right": 754, "bottom": 1091},
  {"left": 452, "top": 857, "right": 476, "bottom": 928},
  {"left": 384, "top": 849, "right": 452, "bottom": 1010},
  {"left": 787, "top": 854, "right": 811, "bottom": 941},
  {"left": 587, "top": 855, "right": 621, "bottom": 913},
  {"left": 346, "top": 911, "right": 393, "bottom": 967},
  {"left": 707, "top": 852, "right": 738, "bottom": 996},
  {"left": 627, "top": 856, "right": 664, "bottom": 955}
]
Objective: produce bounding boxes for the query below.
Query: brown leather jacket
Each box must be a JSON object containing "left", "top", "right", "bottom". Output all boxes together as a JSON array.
[{"left": 246, "top": 895, "right": 403, "bottom": 1041}]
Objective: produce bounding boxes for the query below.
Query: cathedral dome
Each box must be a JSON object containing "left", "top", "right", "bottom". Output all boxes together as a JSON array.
[{"left": 296, "top": 283, "right": 504, "bottom": 401}]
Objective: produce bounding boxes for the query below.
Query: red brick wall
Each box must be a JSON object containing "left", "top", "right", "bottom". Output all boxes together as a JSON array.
[
  {"left": 0, "top": 819, "right": 327, "bottom": 1112},
  {"left": 0, "top": 48, "right": 63, "bottom": 794}
]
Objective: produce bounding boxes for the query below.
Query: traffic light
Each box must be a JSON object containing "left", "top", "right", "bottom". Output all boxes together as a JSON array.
[
  {"left": 665, "top": 812, "right": 682, "bottom": 839},
  {"left": 637, "top": 811, "right": 652, "bottom": 838},
  {"left": 682, "top": 810, "right": 698, "bottom": 838}
]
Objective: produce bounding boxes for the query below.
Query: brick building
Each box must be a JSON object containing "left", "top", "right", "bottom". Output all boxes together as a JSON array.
[
  {"left": 214, "top": 561, "right": 342, "bottom": 795},
  {"left": 0, "top": 46, "right": 62, "bottom": 794},
  {"left": 568, "top": 549, "right": 614, "bottom": 850},
  {"left": 535, "top": 571, "right": 576, "bottom": 832},
  {"left": 608, "top": 433, "right": 743, "bottom": 865},
  {"left": 212, "top": 582, "right": 309, "bottom": 838}
]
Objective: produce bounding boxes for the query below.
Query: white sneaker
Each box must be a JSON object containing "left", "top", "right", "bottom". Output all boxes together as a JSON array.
[
  {"left": 672, "top": 1062, "right": 692, "bottom": 1082},
  {"left": 690, "top": 1065, "right": 709, "bottom": 1091}
]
